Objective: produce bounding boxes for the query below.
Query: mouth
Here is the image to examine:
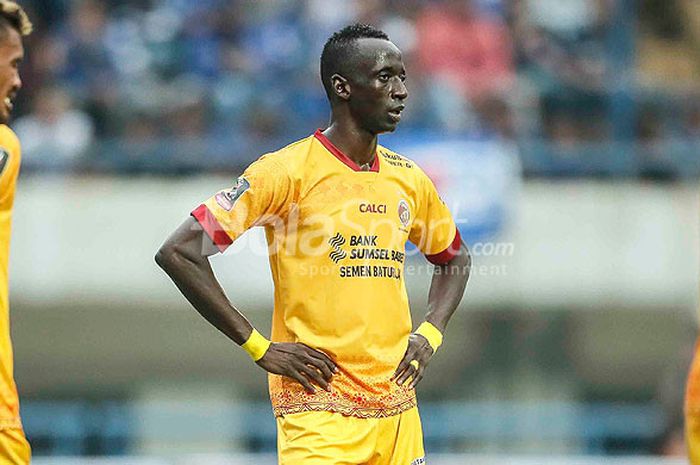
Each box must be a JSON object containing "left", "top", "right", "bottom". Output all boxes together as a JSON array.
[
  {"left": 4, "top": 96, "right": 13, "bottom": 113},
  {"left": 387, "top": 105, "right": 404, "bottom": 121}
]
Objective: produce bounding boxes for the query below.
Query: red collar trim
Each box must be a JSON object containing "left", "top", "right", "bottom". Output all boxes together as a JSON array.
[{"left": 314, "top": 129, "right": 380, "bottom": 172}]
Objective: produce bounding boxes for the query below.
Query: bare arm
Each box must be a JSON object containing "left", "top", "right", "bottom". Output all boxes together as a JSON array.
[
  {"left": 155, "top": 217, "right": 336, "bottom": 393},
  {"left": 393, "top": 239, "right": 471, "bottom": 388},
  {"left": 423, "top": 239, "right": 472, "bottom": 332},
  {"left": 155, "top": 217, "right": 254, "bottom": 343}
]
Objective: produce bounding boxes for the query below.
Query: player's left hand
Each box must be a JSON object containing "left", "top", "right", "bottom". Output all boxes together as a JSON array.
[{"left": 392, "top": 333, "right": 434, "bottom": 389}]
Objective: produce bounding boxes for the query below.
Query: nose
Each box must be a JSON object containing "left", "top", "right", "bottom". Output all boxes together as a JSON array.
[
  {"left": 13, "top": 70, "right": 21, "bottom": 91},
  {"left": 392, "top": 78, "right": 408, "bottom": 101}
]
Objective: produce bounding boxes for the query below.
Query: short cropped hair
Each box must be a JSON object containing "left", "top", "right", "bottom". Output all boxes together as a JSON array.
[
  {"left": 0, "top": 1, "right": 32, "bottom": 38},
  {"left": 320, "top": 23, "right": 389, "bottom": 101}
]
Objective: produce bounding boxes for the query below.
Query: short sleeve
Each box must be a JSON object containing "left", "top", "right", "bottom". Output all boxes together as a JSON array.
[
  {"left": 191, "top": 155, "right": 293, "bottom": 252},
  {"left": 408, "top": 170, "right": 461, "bottom": 265}
]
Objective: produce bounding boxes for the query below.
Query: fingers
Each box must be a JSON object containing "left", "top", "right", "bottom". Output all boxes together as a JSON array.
[
  {"left": 306, "top": 355, "right": 334, "bottom": 383},
  {"left": 257, "top": 342, "right": 338, "bottom": 394},
  {"left": 395, "top": 360, "right": 417, "bottom": 386},
  {"left": 409, "top": 365, "right": 424, "bottom": 389},
  {"left": 290, "top": 371, "right": 316, "bottom": 394},
  {"left": 291, "top": 344, "right": 336, "bottom": 392},
  {"left": 392, "top": 350, "right": 412, "bottom": 382},
  {"left": 303, "top": 347, "right": 337, "bottom": 381},
  {"left": 393, "top": 335, "right": 433, "bottom": 387},
  {"left": 295, "top": 360, "right": 330, "bottom": 392}
]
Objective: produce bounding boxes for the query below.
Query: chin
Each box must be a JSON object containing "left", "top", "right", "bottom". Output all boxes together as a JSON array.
[{"left": 371, "top": 122, "right": 399, "bottom": 135}]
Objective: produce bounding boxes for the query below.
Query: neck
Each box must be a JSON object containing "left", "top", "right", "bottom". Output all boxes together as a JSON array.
[{"left": 322, "top": 118, "right": 377, "bottom": 168}]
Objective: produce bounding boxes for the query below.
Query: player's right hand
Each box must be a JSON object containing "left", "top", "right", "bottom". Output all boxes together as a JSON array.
[{"left": 256, "top": 342, "right": 337, "bottom": 394}]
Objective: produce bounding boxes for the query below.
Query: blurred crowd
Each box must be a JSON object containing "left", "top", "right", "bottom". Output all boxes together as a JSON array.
[{"left": 11, "top": 0, "right": 700, "bottom": 176}]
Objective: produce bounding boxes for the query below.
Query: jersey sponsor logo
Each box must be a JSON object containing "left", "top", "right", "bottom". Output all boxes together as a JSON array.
[
  {"left": 215, "top": 176, "right": 250, "bottom": 211},
  {"left": 349, "top": 235, "right": 377, "bottom": 246},
  {"left": 398, "top": 199, "right": 410, "bottom": 228},
  {"left": 359, "top": 203, "right": 387, "bottom": 214},
  {"left": 0, "top": 148, "right": 8, "bottom": 175},
  {"left": 339, "top": 264, "right": 401, "bottom": 279},
  {"left": 380, "top": 150, "right": 413, "bottom": 168},
  {"left": 410, "top": 458, "right": 425, "bottom": 465},
  {"left": 328, "top": 232, "right": 347, "bottom": 263}
]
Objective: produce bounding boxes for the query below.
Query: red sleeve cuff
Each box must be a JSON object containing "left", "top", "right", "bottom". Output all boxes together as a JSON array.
[
  {"left": 191, "top": 204, "right": 233, "bottom": 253},
  {"left": 425, "top": 228, "right": 461, "bottom": 265}
]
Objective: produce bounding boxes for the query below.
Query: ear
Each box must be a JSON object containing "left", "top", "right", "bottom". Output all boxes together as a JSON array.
[{"left": 331, "top": 73, "right": 351, "bottom": 101}]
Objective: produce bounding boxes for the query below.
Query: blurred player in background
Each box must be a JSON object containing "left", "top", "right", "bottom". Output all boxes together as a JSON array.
[
  {"left": 156, "top": 24, "right": 470, "bottom": 464},
  {"left": 0, "top": 1, "right": 32, "bottom": 464}
]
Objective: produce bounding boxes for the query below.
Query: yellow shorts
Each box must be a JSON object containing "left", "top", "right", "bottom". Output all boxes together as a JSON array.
[
  {"left": 0, "top": 428, "right": 30, "bottom": 465},
  {"left": 277, "top": 407, "right": 425, "bottom": 465},
  {"left": 687, "top": 340, "right": 700, "bottom": 464}
]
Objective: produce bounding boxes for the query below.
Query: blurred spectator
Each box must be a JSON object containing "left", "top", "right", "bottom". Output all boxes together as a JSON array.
[
  {"left": 477, "top": 95, "right": 516, "bottom": 139},
  {"left": 682, "top": 99, "right": 700, "bottom": 139},
  {"left": 411, "top": 0, "right": 514, "bottom": 133},
  {"left": 415, "top": 0, "right": 513, "bottom": 102},
  {"left": 59, "top": 0, "right": 115, "bottom": 92},
  {"left": 4, "top": 0, "right": 696, "bottom": 177},
  {"left": 14, "top": 87, "right": 95, "bottom": 169},
  {"left": 636, "top": 103, "right": 676, "bottom": 181},
  {"left": 512, "top": 0, "right": 609, "bottom": 91},
  {"left": 511, "top": 0, "right": 610, "bottom": 143}
]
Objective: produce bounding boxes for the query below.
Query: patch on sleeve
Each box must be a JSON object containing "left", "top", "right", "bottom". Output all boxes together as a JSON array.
[
  {"left": 215, "top": 176, "right": 250, "bottom": 211},
  {"left": 410, "top": 458, "right": 425, "bottom": 465},
  {"left": 0, "top": 148, "right": 8, "bottom": 175}
]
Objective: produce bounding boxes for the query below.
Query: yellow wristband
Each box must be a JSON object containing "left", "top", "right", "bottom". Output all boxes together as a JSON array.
[
  {"left": 241, "top": 329, "right": 271, "bottom": 362},
  {"left": 415, "top": 321, "right": 443, "bottom": 353}
]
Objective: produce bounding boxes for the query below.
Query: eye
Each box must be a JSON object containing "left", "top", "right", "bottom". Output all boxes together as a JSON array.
[
  {"left": 400, "top": 74, "right": 406, "bottom": 82},
  {"left": 378, "top": 74, "right": 390, "bottom": 83}
]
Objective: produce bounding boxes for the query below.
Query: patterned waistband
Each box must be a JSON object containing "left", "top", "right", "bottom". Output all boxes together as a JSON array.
[{"left": 273, "top": 397, "right": 417, "bottom": 419}]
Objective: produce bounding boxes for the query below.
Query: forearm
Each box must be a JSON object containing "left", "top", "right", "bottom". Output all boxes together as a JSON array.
[
  {"left": 393, "top": 241, "right": 471, "bottom": 387},
  {"left": 423, "top": 240, "right": 471, "bottom": 332},
  {"left": 155, "top": 225, "right": 254, "bottom": 345}
]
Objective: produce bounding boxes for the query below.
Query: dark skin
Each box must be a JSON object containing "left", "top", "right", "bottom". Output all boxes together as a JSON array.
[
  {"left": 156, "top": 37, "right": 471, "bottom": 393},
  {"left": 392, "top": 242, "right": 471, "bottom": 389},
  {"left": 322, "top": 38, "right": 407, "bottom": 166},
  {"left": 155, "top": 219, "right": 337, "bottom": 394}
]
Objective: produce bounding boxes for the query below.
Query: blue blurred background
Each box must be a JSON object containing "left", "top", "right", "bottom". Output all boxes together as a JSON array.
[
  {"left": 6, "top": 0, "right": 700, "bottom": 463},
  {"left": 14, "top": 0, "right": 700, "bottom": 178}
]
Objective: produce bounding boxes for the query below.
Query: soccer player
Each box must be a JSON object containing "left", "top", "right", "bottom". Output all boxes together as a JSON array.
[
  {"left": 156, "top": 24, "right": 470, "bottom": 464},
  {"left": 0, "top": 2, "right": 32, "bottom": 464}
]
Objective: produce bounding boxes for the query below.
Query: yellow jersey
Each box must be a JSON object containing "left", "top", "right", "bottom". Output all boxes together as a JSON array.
[
  {"left": 192, "top": 130, "right": 460, "bottom": 418},
  {"left": 0, "top": 125, "right": 22, "bottom": 429}
]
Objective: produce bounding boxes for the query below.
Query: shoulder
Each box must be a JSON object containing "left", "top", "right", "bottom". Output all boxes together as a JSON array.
[
  {"left": 377, "top": 144, "right": 432, "bottom": 183},
  {"left": 255, "top": 134, "right": 315, "bottom": 172},
  {"left": 377, "top": 145, "right": 427, "bottom": 180},
  {"left": 245, "top": 135, "right": 315, "bottom": 179},
  {"left": 377, "top": 145, "right": 414, "bottom": 168}
]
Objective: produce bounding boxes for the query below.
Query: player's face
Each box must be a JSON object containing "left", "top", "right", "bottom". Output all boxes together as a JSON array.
[
  {"left": 0, "top": 27, "right": 23, "bottom": 125},
  {"left": 347, "top": 38, "right": 408, "bottom": 135}
]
